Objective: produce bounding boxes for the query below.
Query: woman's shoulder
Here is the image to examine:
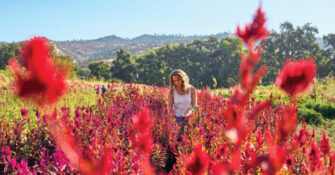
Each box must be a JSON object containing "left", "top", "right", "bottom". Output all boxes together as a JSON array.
[{"left": 188, "top": 85, "right": 196, "bottom": 93}]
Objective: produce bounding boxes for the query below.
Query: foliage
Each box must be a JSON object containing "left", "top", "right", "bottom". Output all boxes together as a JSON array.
[
  {"left": 53, "top": 54, "right": 78, "bottom": 79},
  {"left": 104, "top": 22, "right": 334, "bottom": 89},
  {"left": 111, "top": 49, "right": 136, "bottom": 82},
  {"left": 135, "top": 37, "right": 243, "bottom": 88},
  {"left": 298, "top": 107, "right": 324, "bottom": 125},
  {"left": 0, "top": 42, "right": 20, "bottom": 70},
  {"left": 88, "top": 61, "right": 112, "bottom": 80},
  {"left": 301, "top": 101, "right": 335, "bottom": 120}
]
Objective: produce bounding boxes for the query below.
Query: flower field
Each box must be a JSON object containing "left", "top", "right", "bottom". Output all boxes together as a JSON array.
[
  {"left": 1, "top": 76, "right": 335, "bottom": 174},
  {"left": 1, "top": 6, "right": 335, "bottom": 175}
]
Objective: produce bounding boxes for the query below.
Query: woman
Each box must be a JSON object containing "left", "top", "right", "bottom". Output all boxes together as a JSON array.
[
  {"left": 163, "top": 69, "right": 197, "bottom": 173},
  {"left": 168, "top": 69, "right": 197, "bottom": 137}
]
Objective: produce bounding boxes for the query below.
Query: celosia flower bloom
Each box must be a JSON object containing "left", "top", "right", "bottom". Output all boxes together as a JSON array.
[
  {"left": 132, "top": 107, "right": 153, "bottom": 133},
  {"left": 275, "top": 59, "right": 317, "bottom": 97},
  {"left": 285, "top": 156, "right": 294, "bottom": 169},
  {"left": 20, "top": 108, "right": 28, "bottom": 116},
  {"left": 186, "top": 144, "right": 210, "bottom": 174},
  {"left": 308, "top": 142, "right": 322, "bottom": 172},
  {"left": 134, "top": 130, "right": 154, "bottom": 154},
  {"left": 236, "top": 7, "right": 269, "bottom": 46},
  {"left": 319, "top": 130, "right": 330, "bottom": 155},
  {"left": 8, "top": 37, "right": 67, "bottom": 106}
]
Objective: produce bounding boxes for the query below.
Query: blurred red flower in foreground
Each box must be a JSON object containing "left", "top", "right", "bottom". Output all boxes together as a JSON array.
[
  {"left": 186, "top": 144, "right": 210, "bottom": 175},
  {"left": 275, "top": 59, "right": 317, "bottom": 97},
  {"left": 132, "top": 107, "right": 155, "bottom": 174},
  {"left": 236, "top": 7, "right": 269, "bottom": 46},
  {"left": 8, "top": 37, "right": 67, "bottom": 106},
  {"left": 132, "top": 107, "right": 153, "bottom": 133}
]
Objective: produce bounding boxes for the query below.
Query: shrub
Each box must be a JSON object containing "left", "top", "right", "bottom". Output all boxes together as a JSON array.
[
  {"left": 302, "top": 101, "right": 335, "bottom": 120},
  {"left": 298, "top": 107, "right": 324, "bottom": 125}
]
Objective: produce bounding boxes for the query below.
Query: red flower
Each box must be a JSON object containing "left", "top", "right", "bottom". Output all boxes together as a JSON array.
[
  {"left": 20, "top": 108, "right": 28, "bottom": 116},
  {"left": 293, "top": 127, "right": 310, "bottom": 147},
  {"left": 248, "top": 100, "right": 271, "bottom": 120},
  {"left": 285, "top": 156, "right": 294, "bottom": 169},
  {"left": 8, "top": 37, "right": 67, "bottom": 106},
  {"left": 231, "top": 149, "right": 242, "bottom": 171},
  {"left": 308, "top": 142, "right": 322, "bottom": 172},
  {"left": 212, "top": 162, "right": 233, "bottom": 175},
  {"left": 251, "top": 131, "right": 287, "bottom": 174},
  {"left": 236, "top": 7, "right": 269, "bottom": 46},
  {"left": 48, "top": 111, "right": 114, "bottom": 175},
  {"left": 256, "top": 129, "right": 264, "bottom": 149},
  {"left": 186, "top": 144, "right": 210, "bottom": 175},
  {"left": 132, "top": 107, "right": 153, "bottom": 133},
  {"left": 275, "top": 59, "right": 317, "bottom": 97},
  {"left": 330, "top": 152, "right": 335, "bottom": 167},
  {"left": 319, "top": 130, "right": 330, "bottom": 156},
  {"left": 277, "top": 105, "right": 298, "bottom": 140},
  {"left": 134, "top": 130, "right": 154, "bottom": 154},
  {"left": 132, "top": 107, "right": 154, "bottom": 154},
  {"left": 216, "top": 142, "right": 228, "bottom": 160}
]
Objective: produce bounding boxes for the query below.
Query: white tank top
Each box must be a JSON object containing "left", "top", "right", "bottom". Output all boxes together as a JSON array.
[{"left": 173, "top": 87, "right": 192, "bottom": 117}]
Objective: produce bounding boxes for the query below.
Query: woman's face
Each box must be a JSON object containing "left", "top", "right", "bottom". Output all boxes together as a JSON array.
[{"left": 172, "top": 75, "right": 183, "bottom": 89}]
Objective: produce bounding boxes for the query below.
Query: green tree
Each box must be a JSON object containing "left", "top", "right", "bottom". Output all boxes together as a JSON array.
[
  {"left": 111, "top": 49, "right": 136, "bottom": 82},
  {"left": 261, "top": 22, "right": 321, "bottom": 84},
  {"left": 137, "top": 49, "right": 167, "bottom": 86},
  {"left": 88, "top": 61, "right": 112, "bottom": 80},
  {"left": 0, "top": 42, "right": 20, "bottom": 69},
  {"left": 319, "top": 34, "right": 335, "bottom": 76},
  {"left": 215, "top": 38, "right": 243, "bottom": 88},
  {"left": 323, "top": 34, "right": 335, "bottom": 50},
  {"left": 53, "top": 54, "right": 78, "bottom": 79}
]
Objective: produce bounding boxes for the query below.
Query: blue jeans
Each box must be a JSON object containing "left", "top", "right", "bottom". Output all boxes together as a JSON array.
[{"left": 175, "top": 117, "right": 188, "bottom": 136}]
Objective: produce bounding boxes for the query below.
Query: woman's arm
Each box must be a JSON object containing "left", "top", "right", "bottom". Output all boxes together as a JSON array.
[
  {"left": 191, "top": 86, "right": 197, "bottom": 107},
  {"left": 168, "top": 89, "right": 174, "bottom": 113},
  {"left": 182, "top": 86, "right": 197, "bottom": 117}
]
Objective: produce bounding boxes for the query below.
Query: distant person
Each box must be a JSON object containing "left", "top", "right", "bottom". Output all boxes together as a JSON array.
[
  {"left": 101, "top": 85, "right": 106, "bottom": 95},
  {"left": 168, "top": 69, "right": 197, "bottom": 138}
]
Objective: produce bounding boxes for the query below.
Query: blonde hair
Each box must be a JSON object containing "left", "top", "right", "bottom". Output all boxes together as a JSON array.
[{"left": 169, "top": 69, "right": 190, "bottom": 94}]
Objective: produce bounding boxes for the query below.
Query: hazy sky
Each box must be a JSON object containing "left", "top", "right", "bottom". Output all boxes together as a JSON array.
[{"left": 1, "top": 0, "right": 334, "bottom": 42}]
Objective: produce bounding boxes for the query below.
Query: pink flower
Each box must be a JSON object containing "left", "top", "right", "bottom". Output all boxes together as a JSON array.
[
  {"left": 20, "top": 108, "right": 28, "bottom": 116},
  {"left": 275, "top": 59, "right": 317, "bottom": 97}
]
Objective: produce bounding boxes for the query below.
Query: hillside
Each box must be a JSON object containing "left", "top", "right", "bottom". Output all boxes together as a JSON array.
[{"left": 54, "top": 33, "right": 230, "bottom": 66}]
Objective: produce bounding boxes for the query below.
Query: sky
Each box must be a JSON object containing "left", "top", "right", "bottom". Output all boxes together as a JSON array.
[{"left": 1, "top": 0, "right": 334, "bottom": 42}]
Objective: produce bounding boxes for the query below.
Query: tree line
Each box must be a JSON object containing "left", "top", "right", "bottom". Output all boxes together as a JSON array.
[
  {"left": 88, "top": 22, "right": 335, "bottom": 88},
  {"left": 1, "top": 22, "right": 334, "bottom": 88}
]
